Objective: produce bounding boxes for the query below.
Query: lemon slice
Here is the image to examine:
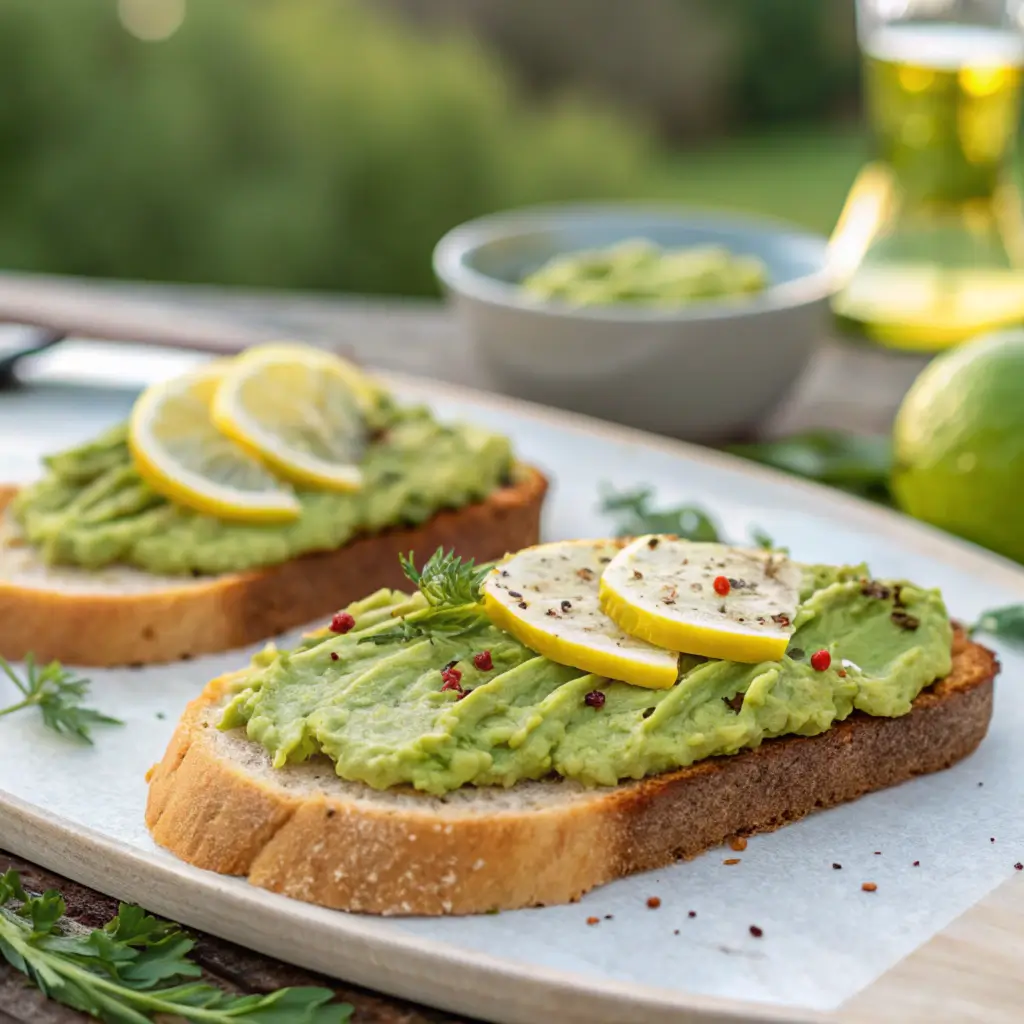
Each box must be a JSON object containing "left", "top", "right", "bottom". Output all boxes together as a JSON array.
[
  {"left": 211, "top": 342, "right": 376, "bottom": 492},
  {"left": 129, "top": 363, "right": 301, "bottom": 523},
  {"left": 481, "top": 539, "right": 679, "bottom": 689},
  {"left": 599, "top": 537, "right": 801, "bottom": 663}
]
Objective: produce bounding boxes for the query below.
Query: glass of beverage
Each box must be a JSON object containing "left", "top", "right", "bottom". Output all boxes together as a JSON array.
[{"left": 831, "top": 0, "right": 1024, "bottom": 350}]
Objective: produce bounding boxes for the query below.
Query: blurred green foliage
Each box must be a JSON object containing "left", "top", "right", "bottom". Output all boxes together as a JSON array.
[
  {"left": 720, "top": 0, "right": 859, "bottom": 127},
  {"left": 385, "top": 0, "right": 860, "bottom": 141},
  {"left": 0, "top": 0, "right": 661, "bottom": 296}
]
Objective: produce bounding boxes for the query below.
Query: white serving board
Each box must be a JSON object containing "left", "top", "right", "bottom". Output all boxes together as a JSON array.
[{"left": 0, "top": 342, "right": 1022, "bottom": 1024}]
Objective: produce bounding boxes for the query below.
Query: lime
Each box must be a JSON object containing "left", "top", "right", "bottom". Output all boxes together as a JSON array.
[{"left": 892, "top": 328, "right": 1024, "bottom": 563}]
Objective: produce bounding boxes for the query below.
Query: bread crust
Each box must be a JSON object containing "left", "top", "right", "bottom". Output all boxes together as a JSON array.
[
  {"left": 145, "top": 627, "right": 997, "bottom": 915},
  {"left": 0, "top": 468, "right": 546, "bottom": 666}
]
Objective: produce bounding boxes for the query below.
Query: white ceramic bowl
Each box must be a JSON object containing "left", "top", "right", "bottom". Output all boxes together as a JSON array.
[{"left": 433, "top": 204, "right": 835, "bottom": 441}]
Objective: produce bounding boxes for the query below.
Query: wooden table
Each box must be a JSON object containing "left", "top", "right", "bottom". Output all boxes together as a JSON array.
[{"left": 0, "top": 274, "right": 948, "bottom": 1024}]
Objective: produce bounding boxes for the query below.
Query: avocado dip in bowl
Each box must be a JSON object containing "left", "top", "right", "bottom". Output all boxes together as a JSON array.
[{"left": 433, "top": 204, "right": 835, "bottom": 442}]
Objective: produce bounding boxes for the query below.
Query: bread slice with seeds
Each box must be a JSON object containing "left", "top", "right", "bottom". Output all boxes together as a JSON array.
[
  {"left": 145, "top": 627, "right": 996, "bottom": 915},
  {"left": 0, "top": 467, "right": 546, "bottom": 667}
]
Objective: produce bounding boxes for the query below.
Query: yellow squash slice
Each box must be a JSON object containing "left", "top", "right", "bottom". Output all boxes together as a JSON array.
[
  {"left": 482, "top": 539, "right": 680, "bottom": 689},
  {"left": 599, "top": 536, "right": 801, "bottom": 663}
]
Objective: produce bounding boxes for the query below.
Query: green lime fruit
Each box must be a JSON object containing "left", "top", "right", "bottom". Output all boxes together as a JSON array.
[{"left": 892, "top": 328, "right": 1024, "bottom": 563}]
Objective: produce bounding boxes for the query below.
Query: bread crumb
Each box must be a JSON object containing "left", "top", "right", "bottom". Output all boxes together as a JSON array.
[
  {"left": 646, "top": 896, "right": 661, "bottom": 909},
  {"left": 728, "top": 836, "right": 747, "bottom": 852},
  {"left": 586, "top": 916, "right": 600, "bottom": 926},
  {"left": 862, "top": 882, "right": 877, "bottom": 892},
  {"left": 723, "top": 858, "right": 741, "bottom": 866}
]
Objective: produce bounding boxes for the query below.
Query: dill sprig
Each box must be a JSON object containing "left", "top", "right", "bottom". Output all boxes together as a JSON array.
[
  {"left": 399, "top": 547, "right": 489, "bottom": 608},
  {"left": 0, "top": 655, "right": 121, "bottom": 744},
  {"left": 359, "top": 548, "right": 489, "bottom": 647},
  {"left": 356, "top": 608, "right": 482, "bottom": 647},
  {"left": 0, "top": 870, "right": 351, "bottom": 1023}
]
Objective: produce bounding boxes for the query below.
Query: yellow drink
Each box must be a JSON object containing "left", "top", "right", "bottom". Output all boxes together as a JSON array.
[{"left": 832, "top": 22, "right": 1024, "bottom": 350}]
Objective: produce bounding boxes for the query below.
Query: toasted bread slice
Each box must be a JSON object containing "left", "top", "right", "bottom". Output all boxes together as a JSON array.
[
  {"left": 145, "top": 627, "right": 996, "bottom": 916},
  {"left": 0, "top": 467, "right": 546, "bottom": 667}
]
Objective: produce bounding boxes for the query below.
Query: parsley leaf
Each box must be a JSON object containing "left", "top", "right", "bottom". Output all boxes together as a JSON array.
[
  {"left": 969, "top": 604, "right": 1024, "bottom": 649},
  {"left": 400, "top": 548, "right": 488, "bottom": 608},
  {"left": 0, "top": 870, "right": 352, "bottom": 1023},
  {"left": 598, "top": 485, "right": 720, "bottom": 541},
  {"left": 599, "top": 486, "right": 786, "bottom": 553},
  {"left": 0, "top": 655, "right": 120, "bottom": 744}
]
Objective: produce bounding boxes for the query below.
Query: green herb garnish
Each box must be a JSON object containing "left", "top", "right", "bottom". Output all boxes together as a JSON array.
[
  {"left": 359, "top": 548, "right": 488, "bottom": 647},
  {"left": 0, "top": 870, "right": 351, "bottom": 1023},
  {"left": 399, "top": 547, "right": 488, "bottom": 608},
  {"left": 598, "top": 485, "right": 721, "bottom": 542},
  {"left": 598, "top": 485, "right": 782, "bottom": 552},
  {"left": 727, "top": 431, "right": 893, "bottom": 504},
  {"left": 357, "top": 607, "right": 482, "bottom": 647},
  {"left": 969, "top": 604, "right": 1024, "bottom": 649},
  {"left": 0, "top": 655, "right": 120, "bottom": 744}
]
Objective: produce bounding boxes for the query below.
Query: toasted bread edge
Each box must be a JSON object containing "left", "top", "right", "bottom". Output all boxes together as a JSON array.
[
  {"left": 0, "top": 467, "right": 547, "bottom": 666},
  {"left": 144, "top": 628, "right": 997, "bottom": 915}
]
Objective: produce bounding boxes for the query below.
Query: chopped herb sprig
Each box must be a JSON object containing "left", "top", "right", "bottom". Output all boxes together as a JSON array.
[
  {"left": 598, "top": 485, "right": 720, "bottom": 542},
  {"left": 357, "top": 607, "right": 482, "bottom": 647},
  {"left": 399, "top": 547, "right": 489, "bottom": 608},
  {"left": 0, "top": 870, "right": 351, "bottom": 1023},
  {"left": 0, "top": 655, "right": 120, "bottom": 744},
  {"left": 727, "top": 431, "right": 893, "bottom": 505},
  {"left": 598, "top": 485, "right": 781, "bottom": 552},
  {"left": 969, "top": 604, "right": 1024, "bottom": 649},
  {"left": 359, "top": 548, "right": 488, "bottom": 647}
]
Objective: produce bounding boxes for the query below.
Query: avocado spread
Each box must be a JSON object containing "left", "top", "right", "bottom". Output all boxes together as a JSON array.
[
  {"left": 10, "top": 398, "right": 513, "bottom": 576},
  {"left": 220, "top": 563, "right": 952, "bottom": 795},
  {"left": 520, "top": 239, "right": 768, "bottom": 307}
]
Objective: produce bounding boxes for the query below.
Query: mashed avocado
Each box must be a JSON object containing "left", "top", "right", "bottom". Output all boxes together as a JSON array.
[
  {"left": 11, "top": 399, "right": 513, "bottom": 576},
  {"left": 520, "top": 238, "right": 768, "bottom": 307},
  {"left": 220, "top": 564, "right": 952, "bottom": 795}
]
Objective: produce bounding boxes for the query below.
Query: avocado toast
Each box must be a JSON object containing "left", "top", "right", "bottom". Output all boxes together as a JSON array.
[
  {"left": 0, "top": 344, "right": 546, "bottom": 666},
  {"left": 146, "top": 539, "right": 997, "bottom": 915}
]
